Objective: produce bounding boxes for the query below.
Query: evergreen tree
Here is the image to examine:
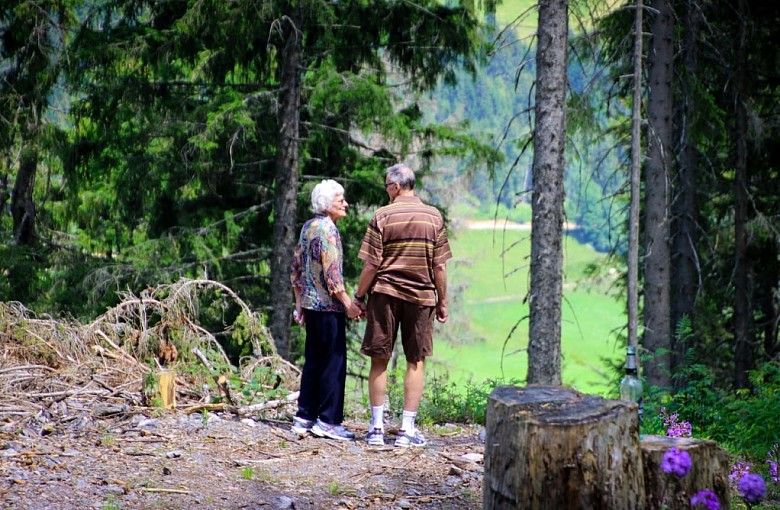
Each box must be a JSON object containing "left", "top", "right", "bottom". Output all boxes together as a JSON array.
[
  {"left": 527, "top": 0, "right": 569, "bottom": 385},
  {"left": 64, "top": 0, "right": 492, "bottom": 357}
]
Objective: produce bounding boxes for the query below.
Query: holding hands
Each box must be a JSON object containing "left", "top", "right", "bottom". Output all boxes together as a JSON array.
[
  {"left": 347, "top": 301, "right": 364, "bottom": 320},
  {"left": 348, "top": 292, "right": 367, "bottom": 321}
]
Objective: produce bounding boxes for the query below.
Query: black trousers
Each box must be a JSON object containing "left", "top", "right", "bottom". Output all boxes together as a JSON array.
[{"left": 296, "top": 309, "right": 347, "bottom": 425}]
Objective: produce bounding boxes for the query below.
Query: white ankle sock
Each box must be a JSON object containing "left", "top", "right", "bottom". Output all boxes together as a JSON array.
[
  {"left": 370, "top": 405, "right": 384, "bottom": 431},
  {"left": 401, "top": 410, "right": 417, "bottom": 432}
]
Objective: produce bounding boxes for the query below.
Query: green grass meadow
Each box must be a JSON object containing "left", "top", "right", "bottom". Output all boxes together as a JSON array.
[{"left": 430, "top": 225, "right": 625, "bottom": 396}]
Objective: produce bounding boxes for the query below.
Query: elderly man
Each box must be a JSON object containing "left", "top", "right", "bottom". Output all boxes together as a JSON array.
[{"left": 353, "top": 163, "right": 451, "bottom": 447}]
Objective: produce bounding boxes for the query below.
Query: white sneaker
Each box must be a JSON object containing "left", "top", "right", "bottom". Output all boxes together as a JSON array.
[
  {"left": 291, "top": 416, "right": 314, "bottom": 435},
  {"left": 311, "top": 419, "right": 356, "bottom": 441},
  {"left": 366, "top": 428, "right": 385, "bottom": 446},
  {"left": 394, "top": 429, "right": 427, "bottom": 448}
]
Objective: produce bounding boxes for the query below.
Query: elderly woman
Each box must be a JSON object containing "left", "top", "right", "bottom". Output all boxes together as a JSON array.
[{"left": 289, "top": 179, "right": 361, "bottom": 441}]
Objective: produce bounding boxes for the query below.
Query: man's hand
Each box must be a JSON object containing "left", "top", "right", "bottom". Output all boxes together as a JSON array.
[
  {"left": 435, "top": 302, "right": 448, "bottom": 323},
  {"left": 355, "top": 299, "right": 367, "bottom": 314},
  {"left": 347, "top": 302, "right": 364, "bottom": 320}
]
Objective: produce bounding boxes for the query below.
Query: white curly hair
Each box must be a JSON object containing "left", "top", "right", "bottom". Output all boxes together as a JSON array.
[{"left": 311, "top": 179, "right": 345, "bottom": 214}]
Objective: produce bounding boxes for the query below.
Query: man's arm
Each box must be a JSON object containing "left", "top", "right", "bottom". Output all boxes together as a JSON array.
[
  {"left": 433, "top": 262, "right": 448, "bottom": 323},
  {"left": 353, "top": 261, "right": 380, "bottom": 311},
  {"left": 332, "top": 289, "right": 362, "bottom": 319}
]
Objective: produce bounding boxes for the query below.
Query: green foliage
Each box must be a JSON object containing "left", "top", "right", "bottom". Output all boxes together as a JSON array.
[
  {"left": 101, "top": 495, "right": 121, "bottom": 510},
  {"left": 382, "top": 366, "right": 516, "bottom": 425},
  {"left": 643, "top": 360, "right": 780, "bottom": 460},
  {"left": 422, "top": 375, "right": 521, "bottom": 426},
  {"left": 439, "top": 227, "right": 624, "bottom": 393}
]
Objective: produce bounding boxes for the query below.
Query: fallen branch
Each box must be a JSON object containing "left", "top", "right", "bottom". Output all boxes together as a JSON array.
[
  {"left": 182, "top": 403, "right": 229, "bottom": 415},
  {"left": 0, "top": 365, "right": 57, "bottom": 375},
  {"left": 182, "top": 391, "right": 299, "bottom": 416},
  {"left": 136, "top": 487, "right": 191, "bottom": 495},
  {"left": 235, "top": 391, "right": 299, "bottom": 416}
]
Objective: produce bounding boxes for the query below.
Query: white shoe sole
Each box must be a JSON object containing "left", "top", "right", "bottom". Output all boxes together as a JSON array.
[
  {"left": 312, "top": 426, "right": 354, "bottom": 441},
  {"left": 394, "top": 432, "right": 427, "bottom": 448},
  {"left": 365, "top": 428, "right": 385, "bottom": 446}
]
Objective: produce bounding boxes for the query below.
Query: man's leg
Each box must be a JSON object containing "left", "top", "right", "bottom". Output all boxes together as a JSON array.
[
  {"left": 396, "top": 358, "right": 427, "bottom": 446},
  {"left": 368, "top": 357, "right": 389, "bottom": 407},
  {"left": 366, "top": 357, "right": 390, "bottom": 444},
  {"left": 403, "top": 359, "right": 425, "bottom": 412}
]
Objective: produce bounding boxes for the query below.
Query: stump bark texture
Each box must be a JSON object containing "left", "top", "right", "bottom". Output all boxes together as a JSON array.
[
  {"left": 484, "top": 385, "right": 645, "bottom": 510},
  {"left": 640, "top": 435, "right": 730, "bottom": 509}
]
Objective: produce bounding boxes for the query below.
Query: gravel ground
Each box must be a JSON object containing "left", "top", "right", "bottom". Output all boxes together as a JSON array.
[{"left": 1, "top": 410, "right": 485, "bottom": 510}]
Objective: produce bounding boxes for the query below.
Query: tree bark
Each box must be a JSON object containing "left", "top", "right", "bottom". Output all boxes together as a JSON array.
[
  {"left": 643, "top": 0, "right": 674, "bottom": 390},
  {"left": 11, "top": 146, "right": 37, "bottom": 246},
  {"left": 628, "top": 0, "right": 644, "bottom": 358},
  {"left": 527, "top": 0, "right": 568, "bottom": 385},
  {"left": 268, "top": 12, "right": 303, "bottom": 359},
  {"left": 641, "top": 435, "right": 731, "bottom": 510},
  {"left": 670, "top": 0, "right": 702, "bottom": 388},
  {"left": 1, "top": 170, "right": 9, "bottom": 221},
  {"left": 732, "top": 0, "right": 752, "bottom": 389},
  {"left": 484, "top": 385, "right": 645, "bottom": 509}
]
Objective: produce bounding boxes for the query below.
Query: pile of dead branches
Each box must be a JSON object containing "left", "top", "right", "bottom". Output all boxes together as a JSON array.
[{"left": 0, "top": 278, "right": 300, "bottom": 428}]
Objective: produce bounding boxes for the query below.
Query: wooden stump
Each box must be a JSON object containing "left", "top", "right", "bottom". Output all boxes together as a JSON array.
[
  {"left": 157, "top": 370, "right": 176, "bottom": 409},
  {"left": 484, "top": 385, "right": 645, "bottom": 510},
  {"left": 640, "top": 435, "right": 730, "bottom": 510}
]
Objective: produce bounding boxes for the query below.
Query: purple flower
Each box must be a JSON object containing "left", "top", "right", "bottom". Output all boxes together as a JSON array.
[
  {"left": 661, "top": 447, "right": 692, "bottom": 478},
  {"left": 768, "top": 443, "right": 779, "bottom": 483},
  {"left": 662, "top": 410, "right": 692, "bottom": 438},
  {"left": 737, "top": 473, "right": 766, "bottom": 504},
  {"left": 690, "top": 490, "right": 720, "bottom": 510},
  {"left": 730, "top": 461, "right": 751, "bottom": 486},
  {"left": 667, "top": 420, "right": 692, "bottom": 438},
  {"left": 768, "top": 459, "right": 778, "bottom": 483}
]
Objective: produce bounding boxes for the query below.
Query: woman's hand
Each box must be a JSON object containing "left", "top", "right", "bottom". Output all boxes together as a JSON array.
[
  {"left": 346, "top": 302, "right": 364, "bottom": 320},
  {"left": 293, "top": 306, "right": 305, "bottom": 326}
]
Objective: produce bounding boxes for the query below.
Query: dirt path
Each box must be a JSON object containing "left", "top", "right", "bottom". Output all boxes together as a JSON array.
[{"left": 1, "top": 410, "right": 485, "bottom": 509}]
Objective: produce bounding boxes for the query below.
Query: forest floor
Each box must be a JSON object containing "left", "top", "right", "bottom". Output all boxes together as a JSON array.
[
  {"left": 0, "top": 293, "right": 485, "bottom": 510},
  {"left": 1, "top": 405, "right": 485, "bottom": 510}
]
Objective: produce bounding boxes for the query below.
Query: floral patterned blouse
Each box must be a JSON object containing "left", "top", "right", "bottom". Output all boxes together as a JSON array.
[{"left": 290, "top": 214, "right": 346, "bottom": 312}]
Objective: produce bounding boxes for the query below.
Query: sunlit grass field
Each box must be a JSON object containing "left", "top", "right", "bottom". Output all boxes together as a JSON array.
[{"left": 430, "top": 224, "right": 625, "bottom": 396}]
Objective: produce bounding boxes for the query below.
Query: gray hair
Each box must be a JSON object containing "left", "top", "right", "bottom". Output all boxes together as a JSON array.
[
  {"left": 311, "top": 179, "right": 345, "bottom": 214},
  {"left": 386, "top": 163, "right": 415, "bottom": 190}
]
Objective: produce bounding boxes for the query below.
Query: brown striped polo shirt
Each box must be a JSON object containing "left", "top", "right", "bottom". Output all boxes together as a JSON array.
[{"left": 358, "top": 195, "right": 452, "bottom": 306}]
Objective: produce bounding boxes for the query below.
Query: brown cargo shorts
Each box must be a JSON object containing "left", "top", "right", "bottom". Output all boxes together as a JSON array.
[{"left": 360, "top": 292, "right": 435, "bottom": 362}]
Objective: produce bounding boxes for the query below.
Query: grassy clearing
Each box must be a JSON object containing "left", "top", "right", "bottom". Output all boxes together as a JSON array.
[{"left": 431, "top": 225, "right": 625, "bottom": 395}]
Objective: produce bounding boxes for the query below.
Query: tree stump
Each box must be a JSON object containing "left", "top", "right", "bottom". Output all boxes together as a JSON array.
[
  {"left": 640, "top": 435, "right": 730, "bottom": 509},
  {"left": 484, "top": 385, "right": 645, "bottom": 510},
  {"left": 157, "top": 370, "right": 176, "bottom": 409}
]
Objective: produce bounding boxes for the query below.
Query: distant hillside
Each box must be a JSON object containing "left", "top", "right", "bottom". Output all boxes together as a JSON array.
[{"left": 431, "top": 221, "right": 625, "bottom": 395}]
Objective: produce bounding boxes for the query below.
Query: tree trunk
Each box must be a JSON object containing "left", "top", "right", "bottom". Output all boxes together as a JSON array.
[
  {"left": 11, "top": 146, "right": 37, "bottom": 246},
  {"left": 527, "top": 0, "right": 568, "bottom": 385},
  {"left": 0, "top": 170, "right": 9, "bottom": 218},
  {"left": 641, "top": 435, "right": 731, "bottom": 510},
  {"left": 670, "top": 0, "right": 702, "bottom": 388},
  {"left": 732, "top": 0, "right": 752, "bottom": 389},
  {"left": 627, "top": 0, "right": 644, "bottom": 357},
  {"left": 643, "top": 0, "right": 674, "bottom": 390},
  {"left": 484, "top": 385, "right": 645, "bottom": 509},
  {"left": 269, "top": 13, "right": 303, "bottom": 359},
  {"left": 758, "top": 240, "right": 779, "bottom": 358}
]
